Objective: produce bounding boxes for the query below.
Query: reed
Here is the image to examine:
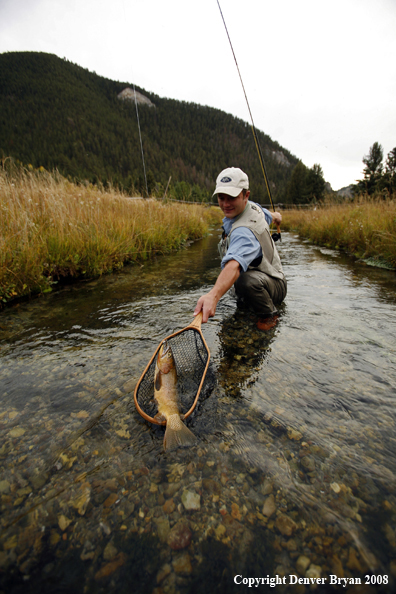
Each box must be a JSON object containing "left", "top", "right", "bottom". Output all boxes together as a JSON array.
[
  {"left": 0, "top": 162, "right": 223, "bottom": 304},
  {"left": 281, "top": 195, "right": 396, "bottom": 269}
]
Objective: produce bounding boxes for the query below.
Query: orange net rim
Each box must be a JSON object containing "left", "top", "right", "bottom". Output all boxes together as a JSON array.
[{"left": 133, "top": 313, "right": 210, "bottom": 425}]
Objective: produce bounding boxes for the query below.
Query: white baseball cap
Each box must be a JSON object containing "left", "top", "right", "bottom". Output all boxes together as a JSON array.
[{"left": 213, "top": 167, "right": 249, "bottom": 197}]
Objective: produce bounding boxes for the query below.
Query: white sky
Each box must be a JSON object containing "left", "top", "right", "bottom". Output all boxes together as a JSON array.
[{"left": 1, "top": 0, "right": 395, "bottom": 191}]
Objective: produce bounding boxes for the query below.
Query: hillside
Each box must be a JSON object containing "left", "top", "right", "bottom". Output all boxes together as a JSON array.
[{"left": 0, "top": 51, "right": 299, "bottom": 202}]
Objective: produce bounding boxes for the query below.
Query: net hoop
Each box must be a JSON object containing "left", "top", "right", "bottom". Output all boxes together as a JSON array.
[{"left": 133, "top": 313, "right": 210, "bottom": 425}]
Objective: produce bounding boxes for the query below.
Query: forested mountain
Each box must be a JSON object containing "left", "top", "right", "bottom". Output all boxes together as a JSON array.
[{"left": 0, "top": 51, "right": 300, "bottom": 202}]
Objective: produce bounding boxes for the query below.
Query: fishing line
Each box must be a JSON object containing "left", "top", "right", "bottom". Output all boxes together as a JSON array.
[
  {"left": 216, "top": 0, "right": 275, "bottom": 213},
  {"left": 121, "top": 0, "right": 149, "bottom": 198},
  {"left": 133, "top": 83, "right": 149, "bottom": 198},
  {"left": 122, "top": 0, "right": 149, "bottom": 198}
]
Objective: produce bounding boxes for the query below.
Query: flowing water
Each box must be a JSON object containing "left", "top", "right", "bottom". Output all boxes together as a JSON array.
[{"left": 1, "top": 230, "right": 396, "bottom": 593}]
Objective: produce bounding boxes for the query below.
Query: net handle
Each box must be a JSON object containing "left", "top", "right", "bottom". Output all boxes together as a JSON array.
[
  {"left": 133, "top": 312, "right": 210, "bottom": 425},
  {"left": 188, "top": 311, "right": 203, "bottom": 330}
]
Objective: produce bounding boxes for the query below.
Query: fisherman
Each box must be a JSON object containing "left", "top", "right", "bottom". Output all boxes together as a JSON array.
[{"left": 194, "top": 167, "right": 287, "bottom": 328}]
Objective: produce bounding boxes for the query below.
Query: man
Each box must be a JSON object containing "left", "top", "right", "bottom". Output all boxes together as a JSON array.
[{"left": 194, "top": 167, "right": 287, "bottom": 326}]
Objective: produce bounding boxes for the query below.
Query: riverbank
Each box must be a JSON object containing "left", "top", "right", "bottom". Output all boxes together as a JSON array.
[
  {"left": 0, "top": 165, "right": 223, "bottom": 305},
  {"left": 281, "top": 196, "right": 396, "bottom": 270}
]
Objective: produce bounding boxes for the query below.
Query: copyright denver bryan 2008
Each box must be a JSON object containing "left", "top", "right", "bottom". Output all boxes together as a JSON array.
[{"left": 233, "top": 574, "right": 388, "bottom": 588}]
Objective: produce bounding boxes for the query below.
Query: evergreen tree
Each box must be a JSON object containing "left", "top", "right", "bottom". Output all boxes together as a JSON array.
[
  {"left": 384, "top": 148, "right": 396, "bottom": 194},
  {"left": 356, "top": 142, "right": 383, "bottom": 194},
  {"left": 286, "top": 161, "right": 308, "bottom": 204},
  {"left": 305, "top": 164, "right": 326, "bottom": 202}
]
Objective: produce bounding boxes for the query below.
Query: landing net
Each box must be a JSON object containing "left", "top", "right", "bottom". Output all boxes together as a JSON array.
[{"left": 134, "top": 321, "right": 210, "bottom": 425}]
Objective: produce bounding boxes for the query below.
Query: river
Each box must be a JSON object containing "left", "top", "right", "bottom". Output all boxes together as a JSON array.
[{"left": 1, "top": 229, "right": 396, "bottom": 593}]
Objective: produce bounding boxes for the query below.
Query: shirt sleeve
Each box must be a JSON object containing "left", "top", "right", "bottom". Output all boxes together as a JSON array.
[
  {"left": 221, "top": 227, "right": 262, "bottom": 272},
  {"left": 261, "top": 207, "right": 272, "bottom": 226}
]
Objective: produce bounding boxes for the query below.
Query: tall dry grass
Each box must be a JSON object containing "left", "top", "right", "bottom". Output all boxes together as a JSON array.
[
  {"left": 0, "top": 163, "right": 222, "bottom": 304},
  {"left": 281, "top": 196, "right": 396, "bottom": 269}
]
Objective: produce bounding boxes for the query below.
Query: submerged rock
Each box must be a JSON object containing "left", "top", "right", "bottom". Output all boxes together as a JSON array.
[
  {"left": 296, "top": 555, "right": 311, "bottom": 575},
  {"left": 172, "top": 551, "right": 192, "bottom": 574},
  {"left": 275, "top": 514, "right": 297, "bottom": 536},
  {"left": 262, "top": 494, "right": 276, "bottom": 517},
  {"left": 167, "top": 522, "right": 192, "bottom": 550},
  {"left": 181, "top": 490, "right": 200, "bottom": 510}
]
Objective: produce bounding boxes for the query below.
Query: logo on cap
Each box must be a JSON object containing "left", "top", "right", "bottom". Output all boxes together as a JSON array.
[{"left": 220, "top": 176, "right": 232, "bottom": 183}]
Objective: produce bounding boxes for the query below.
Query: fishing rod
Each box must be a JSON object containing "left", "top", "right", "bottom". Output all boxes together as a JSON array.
[
  {"left": 133, "top": 83, "right": 149, "bottom": 199},
  {"left": 216, "top": 0, "right": 281, "bottom": 241}
]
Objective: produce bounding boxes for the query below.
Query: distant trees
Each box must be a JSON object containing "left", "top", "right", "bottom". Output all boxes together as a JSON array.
[
  {"left": 285, "top": 161, "right": 326, "bottom": 204},
  {"left": 384, "top": 147, "right": 396, "bottom": 194},
  {"left": 356, "top": 142, "right": 396, "bottom": 196}
]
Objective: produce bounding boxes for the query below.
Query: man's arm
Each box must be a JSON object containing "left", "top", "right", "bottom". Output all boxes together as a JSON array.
[{"left": 194, "top": 259, "right": 241, "bottom": 323}]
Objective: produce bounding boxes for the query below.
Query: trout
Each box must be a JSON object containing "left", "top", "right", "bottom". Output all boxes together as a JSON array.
[{"left": 154, "top": 340, "right": 196, "bottom": 451}]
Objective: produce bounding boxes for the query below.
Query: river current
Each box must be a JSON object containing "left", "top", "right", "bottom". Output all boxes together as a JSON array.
[{"left": 1, "top": 230, "right": 396, "bottom": 593}]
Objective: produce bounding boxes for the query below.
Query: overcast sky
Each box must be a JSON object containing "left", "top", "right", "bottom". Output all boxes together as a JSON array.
[{"left": 1, "top": 0, "right": 395, "bottom": 190}]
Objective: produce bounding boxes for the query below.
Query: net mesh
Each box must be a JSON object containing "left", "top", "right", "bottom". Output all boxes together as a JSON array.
[{"left": 135, "top": 328, "right": 210, "bottom": 421}]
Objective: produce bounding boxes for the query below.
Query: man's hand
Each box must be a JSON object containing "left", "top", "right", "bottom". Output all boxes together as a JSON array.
[
  {"left": 194, "top": 292, "right": 218, "bottom": 323},
  {"left": 272, "top": 211, "right": 282, "bottom": 227}
]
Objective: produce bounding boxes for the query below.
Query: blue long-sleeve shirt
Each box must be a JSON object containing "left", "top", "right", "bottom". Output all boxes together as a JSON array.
[{"left": 221, "top": 203, "right": 272, "bottom": 272}]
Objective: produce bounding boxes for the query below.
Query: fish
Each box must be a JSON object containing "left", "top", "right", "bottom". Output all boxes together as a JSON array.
[{"left": 154, "top": 340, "right": 196, "bottom": 451}]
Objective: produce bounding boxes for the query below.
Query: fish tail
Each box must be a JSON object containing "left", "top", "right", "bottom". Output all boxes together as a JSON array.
[{"left": 164, "top": 414, "right": 196, "bottom": 451}]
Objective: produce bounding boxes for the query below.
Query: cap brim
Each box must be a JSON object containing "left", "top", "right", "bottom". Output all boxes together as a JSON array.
[{"left": 212, "top": 186, "right": 243, "bottom": 198}]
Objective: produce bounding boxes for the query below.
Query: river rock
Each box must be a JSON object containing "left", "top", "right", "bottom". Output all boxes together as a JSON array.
[
  {"left": 306, "top": 564, "right": 322, "bottom": 579},
  {"left": 287, "top": 428, "right": 303, "bottom": 441},
  {"left": 331, "top": 555, "right": 344, "bottom": 577},
  {"left": 9, "top": 427, "right": 25, "bottom": 438},
  {"left": 296, "top": 555, "right": 311, "bottom": 575},
  {"left": 72, "top": 483, "right": 91, "bottom": 515},
  {"left": 103, "top": 541, "right": 118, "bottom": 561},
  {"left": 0, "top": 480, "right": 10, "bottom": 494},
  {"left": 300, "top": 455, "right": 315, "bottom": 471},
  {"left": 163, "top": 498, "right": 175, "bottom": 514},
  {"left": 156, "top": 563, "right": 172, "bottom": 584},
  {"left": 275, "top": 514, "right": 297, "bottom": 536},
  {"left": 163, "top": 482, "right": 180, "bottom": 499},
  {"left": 155, "top": 518, "right": 170, "bottom": 543},
  {"left": 94, "top": 553, "right": 126, "bottom": 580},
  {"left": 202, "top": 478, "right": 221, "bottom": 495},
  {"left": 58, "top": 515, "right": 72, "bottom": 531},
  {"left": 346, "top": 547, "right": 363, "bottom": 572},
  {"left": 181, "top": 490, "right": 200, "bottom": 510},
  {"left": 172, "top": 552, "right": 192, "bottom": 574},
  {"left": 261, "top": 479, "right": 273, "bottom": 495},
  {"left": 231, "top": 502, "right": 242, "bottom": 520},
  {"left": 167, "top": 522, "right": 192, "bottom": 550},
  {"left": 104, "top": 493, "right": 118, "bottom": 508},
  {"left": 285, "top": 538, "right": 298, "bottom": 551},
  {"left": 262, "top": 494, "right": 276, "bottom": 517}
]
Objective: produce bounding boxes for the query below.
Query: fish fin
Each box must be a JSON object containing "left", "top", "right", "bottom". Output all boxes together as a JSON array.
[{"left": 164, "top": 414, "right": 196, "bottom": 451}]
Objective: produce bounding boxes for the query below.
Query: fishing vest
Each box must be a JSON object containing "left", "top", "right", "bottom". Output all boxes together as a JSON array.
[{"left": 218, "top": 201, "right": 284, "bottom": 280}]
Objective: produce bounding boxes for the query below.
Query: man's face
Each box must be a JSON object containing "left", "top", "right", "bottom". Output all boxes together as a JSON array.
[{"left": 217, "top": 190, "right": 250, "bottom": 218}]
